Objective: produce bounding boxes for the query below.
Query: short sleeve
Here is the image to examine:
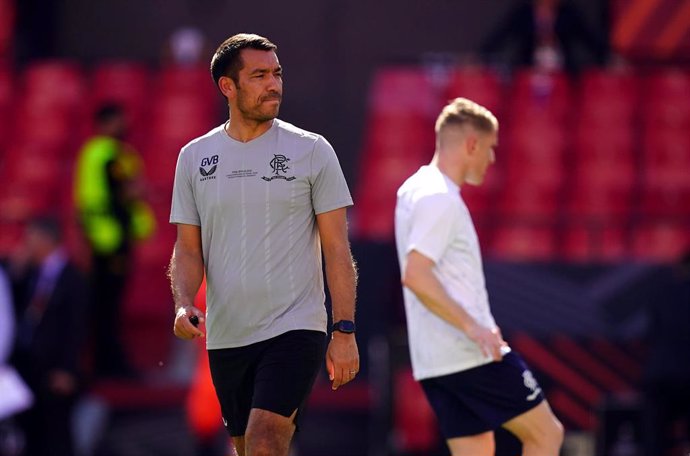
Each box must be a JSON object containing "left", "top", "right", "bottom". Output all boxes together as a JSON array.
[
  {"left": 170, "top": 148, "right": 201, "bottom": 226},
  {"left": 310, "top": 136, "right": 353, "bottom": 214},
  {"left": 407, "top": 195, "right": 459, "bottom": 263}
]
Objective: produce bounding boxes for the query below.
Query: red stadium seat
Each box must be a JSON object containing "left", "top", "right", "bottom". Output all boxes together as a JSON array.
[
  {"left": 0, "top": 0, "right": 14, "bottom": 61},
  {"left": 1, "top": 146, "right": 67, "bottom": 189},
  {"left": 489, "top": 223, "right": 557, "bottom": 261},
  {"left": 643, "top": 69, "right": 690, "bottom": 130},
  {"left": 360, "top": 112, "right": 435, "bottom": 162},
  {"left": 159, "top": 64, "right": 218, "bottom": 102},
  {"left": 498, "top": 121, "right": 566, "bottom": 220},
  {"left": 639, "top": 129, "right": 690, "bottom": 216},
  {"left": 642, "top": 128, "right": 690, "bottom": 171},
  {"left": 352, "top": 155, "right": 424, "bottom": 240},
  {"left": 645, "top": 69, "right": 690, "bottom": 100},
  {"left": 572, "top": 124, "right": 634, "bottom": 162},
  {"left": 21, "top": 60, "right": 85, "bottom": 114},
  {"left": 142, "top": 138, "right": 185, "bottom": 191},
  {"left": 368, "top": 67, "right": 444, "bottom": 118},
  {"left": 12, "top": 104, "right": 76, "bottom": 149},
  {"left": 0, "top": 66, "right": 13, "bottom": 148},
  {"left": 91, "top": 61, "right": 150, "bottom": 102},
  {"left": 631, "top": 222, "right": 690, "bottom": 262},
  {"left": 504, "top": 118, "right": 567, "bottom": 167},
  {"left": 562, "top": 223, "right": 629, "bottom": 262},
  {"left": 577, "top": 68, "right": 638, "bottom": 127},
  {"left": 0, "top": 185, "right": 58, "bottom": 223},
  {"left": 90, "top": 61, "right": 151, "bottom": 146},
  {"left": 445, "top": 66, "right": 502, "bottom": 115},
  {"left": 0, "top": 220, "right": 22, "bottom": 257},
  {"left": 508, "top": 69, "right": 571, "bottom": 121},
  {"left": 566, "top": 155, "right": 635, "bottom": 220},
  {"left": 392, "top": 368, "right": 438, "bottom": 453},
  {"left": 150, "top": 93, "right": 217, "bottom": 144},
  {"left": 497, "top": 176, "right": 563, "bottom": 221}
]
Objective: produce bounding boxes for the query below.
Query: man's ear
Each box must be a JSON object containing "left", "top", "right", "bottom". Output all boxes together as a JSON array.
[
  {"left": 218, "top": 76, "right": 236, "bottom": 99},
  {"left": 465, "top": 133, "right": 478, "bottom": 155}
]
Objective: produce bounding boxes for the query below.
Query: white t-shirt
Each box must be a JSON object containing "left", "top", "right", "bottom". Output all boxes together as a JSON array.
[{"left": 395, "top": 165, "right": 500, "bottom": 380}]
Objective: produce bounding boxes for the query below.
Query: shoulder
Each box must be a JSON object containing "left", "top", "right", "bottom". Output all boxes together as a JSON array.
[
  {"left": 78, "top": 136, "right": 118, "bottom": 161},
  {"left": 275, "top": 119, "right": 333, "bottom": 152},
  {"left": 179, "top": 124, "right": 225, "bottom": 157},
  {"left": 417, "top": 192, "right": 460, "bottom": 213},
  {"left": 275, "top": 119, "right": 321, "bottom": 142}
]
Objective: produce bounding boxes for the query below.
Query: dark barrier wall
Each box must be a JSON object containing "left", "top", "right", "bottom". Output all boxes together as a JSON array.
[{"left": 55, "top": 0, "right": 606, "bottom": 184}]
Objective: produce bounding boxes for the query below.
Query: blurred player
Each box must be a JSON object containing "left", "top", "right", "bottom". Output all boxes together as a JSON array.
[
  {"left": 394, "top": 98, "right": 563, "bottom": 455},
  {"left": 168, "top": 33, "right": 358, "bottom": 456}
]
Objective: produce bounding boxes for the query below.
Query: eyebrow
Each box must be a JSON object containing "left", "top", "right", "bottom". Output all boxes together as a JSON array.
[{"left": 249, "top": 66, "right": 282, "bottom": 75}]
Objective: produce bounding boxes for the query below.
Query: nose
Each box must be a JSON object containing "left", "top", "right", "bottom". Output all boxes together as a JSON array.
[
  {"left": 267, "top": 73, "right": 282, "bottom": 91},
  {"left": 489, "top": 149, "right": 496, "bottom": 163}
]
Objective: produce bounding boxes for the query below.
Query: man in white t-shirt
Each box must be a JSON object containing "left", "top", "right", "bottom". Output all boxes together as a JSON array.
[
  {"left": 169, "top": 34, "right": 358, "bottom": 456},
  {"left": 395, "top": 98, "right": 563, "bottom": 455}
]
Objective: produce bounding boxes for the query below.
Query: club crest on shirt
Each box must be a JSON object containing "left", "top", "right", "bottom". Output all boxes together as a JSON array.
[
  {"left": 262, "top": 154, "right": 295, "bottom": 181},
  {"left": 200, "top": 155, "right": 218, "bottom": 181}
]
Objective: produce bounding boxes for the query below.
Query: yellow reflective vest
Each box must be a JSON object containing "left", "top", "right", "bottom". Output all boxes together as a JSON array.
[{"left": 74, "top": 136, "right": 155, "bottom": 254}]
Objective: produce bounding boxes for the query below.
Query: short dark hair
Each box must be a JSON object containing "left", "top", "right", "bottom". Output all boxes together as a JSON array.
[
  {"left": 27, "top": 215, "right": 62, "bottom": 243},
  {"left": 95, "top": 103, "right": 124, "bottom": 125},
  {"left": 210, "top": 33, "right": 277, "bottom": 91}
]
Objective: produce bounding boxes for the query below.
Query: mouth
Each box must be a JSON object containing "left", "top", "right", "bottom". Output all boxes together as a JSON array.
[{"left": 262, "top": 94, "right": 282, "bottom": 103}]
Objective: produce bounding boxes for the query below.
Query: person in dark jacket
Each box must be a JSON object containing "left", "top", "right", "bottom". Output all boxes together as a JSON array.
[
  {"left": 9, "top": 216, "right": 89, "bottom": 456},
  {"left": 482, "top": 0, "right": 608, "bottom": 74}
]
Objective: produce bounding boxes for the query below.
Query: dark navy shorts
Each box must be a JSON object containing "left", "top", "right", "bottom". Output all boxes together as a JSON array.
[
  {"left": 208, "top": 330, "right": 326, "bottom": 437},
  {"left": 420, "top": 351, "right": 545, "bottom": 438}
]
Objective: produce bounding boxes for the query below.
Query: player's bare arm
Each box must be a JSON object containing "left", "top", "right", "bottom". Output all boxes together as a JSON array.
[
  {"left": 169, "top": 223, "right": 206, "bottom": 339},
  {"left": 403, "top": 250, "right": 505, "bottom": 361},
  {"left": 316, "top": 207, "right": 359, "bottom": 390}
]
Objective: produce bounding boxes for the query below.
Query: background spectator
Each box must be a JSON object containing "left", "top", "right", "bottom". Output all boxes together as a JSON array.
[
  {"left": 8, "top": 216, "right": 89, "bottom": 456},
  {"left": 74, "top": 104, "right": 155, "bottom": 379}
]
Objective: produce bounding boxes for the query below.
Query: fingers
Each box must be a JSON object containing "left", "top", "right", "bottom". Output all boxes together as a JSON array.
[
  {"left": 330, "top": 366, "right": 359, "bottom": 390},
  {"left": 326, "top": 335, "right": 360, "bottom": 390},
  {"left": 326, "top": 351, "right": 359, "bottom": 390},
  {"left": 173, "top": 307, "right": 205, "bottom": 340}
]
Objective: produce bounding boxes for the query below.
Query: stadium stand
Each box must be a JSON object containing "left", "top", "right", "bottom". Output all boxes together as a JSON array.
[{"left": 352, "top": 64, "right": 690, "bottom": 262}]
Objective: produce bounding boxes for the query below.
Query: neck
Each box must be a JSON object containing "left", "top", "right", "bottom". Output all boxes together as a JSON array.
[
  {"left": 431, "top": 152, "right": 466, "bottom": 187},
  {"left": 225, "top": 109, "right": 274, "bottom": 143}
]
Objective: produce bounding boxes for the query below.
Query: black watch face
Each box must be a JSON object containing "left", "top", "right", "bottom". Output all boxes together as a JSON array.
[{"left": 335, "top": 320, "right": 356, "bottom": 333}]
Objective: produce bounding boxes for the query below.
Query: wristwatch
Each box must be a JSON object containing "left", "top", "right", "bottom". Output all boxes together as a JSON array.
[{"left": 332, "top": 320, "right": 356, "bottom": 334}]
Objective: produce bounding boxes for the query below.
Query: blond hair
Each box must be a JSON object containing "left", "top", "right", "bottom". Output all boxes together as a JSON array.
[{"left": 435, "top": 97, "right": 498, "bottom": 134}]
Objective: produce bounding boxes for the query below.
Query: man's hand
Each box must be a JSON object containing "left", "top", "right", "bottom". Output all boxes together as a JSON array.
[
  {"left": 173, "top": 306, "right": 205, "bottom": 340},
  {"left": 325, "top": 332, "right": 359, "bottom": 390},
  {"left": 467, "top": 324, "right": 507, "bottom": 361}
]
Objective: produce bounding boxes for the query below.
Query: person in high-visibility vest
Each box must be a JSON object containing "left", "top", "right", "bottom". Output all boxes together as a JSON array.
[{"left": 74, "top": 103, "right": 154, "bottom": 378}]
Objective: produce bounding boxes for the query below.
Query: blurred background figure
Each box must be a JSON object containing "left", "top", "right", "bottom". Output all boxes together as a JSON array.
[
  {"left": 7, "top": 216, "right": 89, "bottom": 456},
  {"left": 164, "top": 26, "right": 208, "bottom": 67},
  {"left": 0, "top": 261, "right": 32, "bottom": 456},
  {"left": 481, "top": 0, "right": 609, "bottom": 74},
  {"left": 642, "top": 252, "right": 690, "bottom": 456},
  {"left": 74, "top": 104, "right": 155, "bottom": 379}
]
